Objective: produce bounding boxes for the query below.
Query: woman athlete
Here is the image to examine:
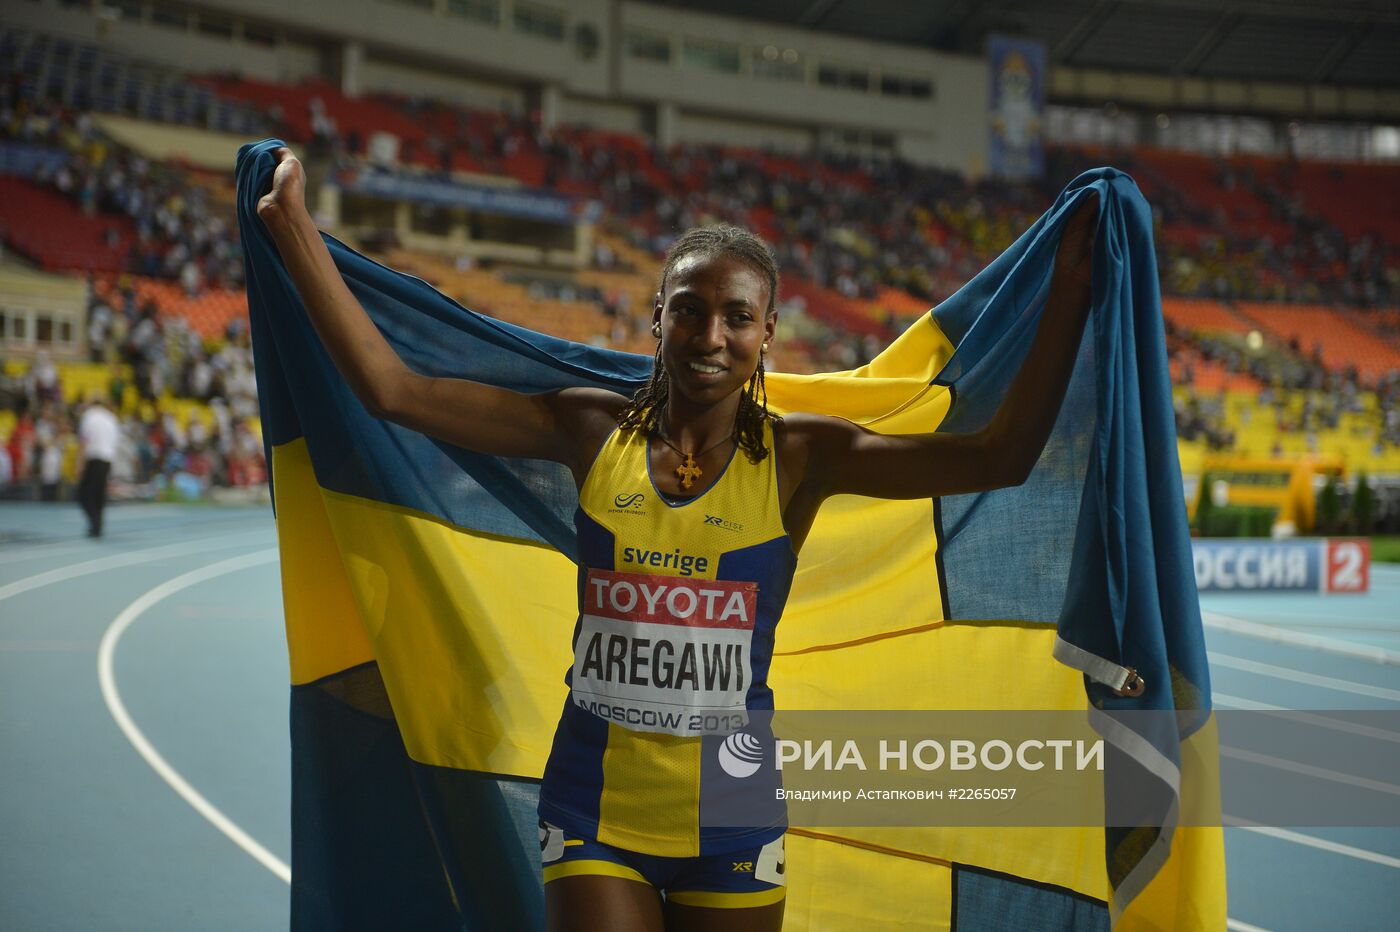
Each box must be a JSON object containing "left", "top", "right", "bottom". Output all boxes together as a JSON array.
[{"left": 257, "top": 146, "right": 1100, "bottom": 932}]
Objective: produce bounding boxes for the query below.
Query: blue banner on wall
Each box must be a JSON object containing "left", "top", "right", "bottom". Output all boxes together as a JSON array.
[
  {"left": 0, "top": 142, "right": 69, "bottom": 179},
  {"left": 987, "top": 35, "right": 1047, "bottom": 181},
  {"left": 333, "top": 165, "right": 599, "bottom": 225}
]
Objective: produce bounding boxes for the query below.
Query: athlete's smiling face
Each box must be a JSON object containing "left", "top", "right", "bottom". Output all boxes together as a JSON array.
[{"left": 653, "top": 252, "right": 776, "bottom": 406}]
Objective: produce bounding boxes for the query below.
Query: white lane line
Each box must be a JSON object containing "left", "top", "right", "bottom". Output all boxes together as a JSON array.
[
  {"left": 1226, "top": 820, "right": 1400, "bottom": 870},
  {"left": 97, "top": 548, "right": 291, "bottom": 884},
  {"left": 1215, "top": 608, "right": 1396, "bottom": 624},
  {"left": 0, "top": 532, "right": 271, "bottom": 603},
  {"left": 1208, "top": 652, "right": 1400, "bottom": 703},
  {"left": 1227, "top": 920, "right": 1273, "bottom": 932},
  {"left": 1203, "top": 611, "right": 1400, "bottom": 666},
  {"left": 0, "top": 520, "right": 267, "bottom": 566},
  {"left": 1220, "top": 745, "right": 1400, "bottom": 797},
  {"left": 1212, "top": 692, "right": 1285, "bottom": 712},
  {"left": 0, "top": 540, "right": 96, "bottom": 565},
  {"left": 1213, "top": 693, "right": 1400, "bottom": 745}
]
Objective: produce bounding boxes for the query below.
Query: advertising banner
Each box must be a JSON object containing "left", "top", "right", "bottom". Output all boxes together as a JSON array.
[
  {"left": 1192, "top": 538, "right": 1370, "bottom": 593},
  {"left": 988, "top": 34, "right": 1047, "bottom": 180},
  {"left": 335, "top": 165, "right": 597, "bottom": 224}
]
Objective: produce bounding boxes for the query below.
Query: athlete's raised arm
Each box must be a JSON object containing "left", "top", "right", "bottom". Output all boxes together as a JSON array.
[
  {"left": 254, "top": 147, "right": 621, "bottom": 478},
  {"left": 782, "top": 191, "right": 1100, "bottom": 505}
]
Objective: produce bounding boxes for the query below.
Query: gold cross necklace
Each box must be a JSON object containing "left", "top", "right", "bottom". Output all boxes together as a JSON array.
[{"left": 653, "top": 425, "right": 735, "bottom": 492}]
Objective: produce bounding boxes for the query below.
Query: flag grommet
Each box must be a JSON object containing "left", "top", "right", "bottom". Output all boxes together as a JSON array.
[{"left": 1113, "top": 668, "right": 1146, "bottom": 698}]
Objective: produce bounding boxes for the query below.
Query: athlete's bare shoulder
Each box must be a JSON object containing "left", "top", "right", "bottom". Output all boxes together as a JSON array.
[
  {"left": 775, "top": 410, "right": 860, "bottom": 454},
  {"left": 771, "top": 412, "right": 856, "bottom": 550},
  {"left": 777, "top": 411, "right": 853, "bottom": 438},
  {"left": 772, "top": 411, "right": 857, "bottom": 501},
  {"left": 548, "top": 386, "right": 631, "bottom": 485},
  {"left": 551, "top": 385, "right": 630, "bottom": 417}
]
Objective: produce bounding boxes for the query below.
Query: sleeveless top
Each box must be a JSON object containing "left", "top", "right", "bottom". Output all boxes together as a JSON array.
[{"left": 538, "top": 420, "right": 796, "bottom": 857}]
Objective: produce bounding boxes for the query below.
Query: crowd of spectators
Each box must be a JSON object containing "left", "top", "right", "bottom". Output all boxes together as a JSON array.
[
  {"left": 611, "top": 142, "right": 1400, "bottom": 313},
  {"left": 375, "top": 98, "right": 1399, "bottom": 315},
  {"left": 1139, "top": 157, "right": 1399, "bottom": 308},
  {"left": 1162, "top": 315, "right": 1400, "bottom": 453},
  {"left": 1381, "top": 376, "right": 1400, "bottom": 450},
  {"left": 6, "top": 56, "right": 1400, "bottom": 317},
  {"left": 6, "top": 73, "right": 1398, "bottom": 336},
  {"left": 3, "top": 77, "right": 1399, "bottom": 487},
  {"left": 1, "top": 76, "right": 245, "bottom": 294},
  {"left": 1163, "top": 319, "right": 1353, "bottom": 394},
  {"left": 544, "top": 126, "right": 1053, "bottom": 311},
  {"left": 0, "top": 292, "right": 265, "bottom": 502},
  {"left": 290, "top": 91, "right": 1400, "bottom": 321},
  {"left": 84, "top": 275, "right": 258, "bottom": 408},
  {"left": 1172, "top": 374, "right": 1400, "bottom": 458},
  {"left": 1173, "top": 390, "right": 1236, "bottom": 451}
]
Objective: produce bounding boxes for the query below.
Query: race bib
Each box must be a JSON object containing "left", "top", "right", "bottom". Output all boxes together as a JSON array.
[{"left": 572, "top": 569, "right": 756, "bottom": 736}]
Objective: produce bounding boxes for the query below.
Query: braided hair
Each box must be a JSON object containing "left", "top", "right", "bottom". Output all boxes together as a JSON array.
[{"left": 617, "top": 225, "right": 781, "bottom": 462}]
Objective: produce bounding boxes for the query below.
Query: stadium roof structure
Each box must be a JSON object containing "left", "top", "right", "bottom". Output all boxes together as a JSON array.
[{"left": 644, "top": 0, "right": 1400, "bottom": 88}]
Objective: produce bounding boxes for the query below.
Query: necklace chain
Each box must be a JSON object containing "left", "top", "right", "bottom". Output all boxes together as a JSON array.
[
  {"left": 654, "top": 420, "right": 735, "bottom": 492},
  {"left": 653, "top": 430, "right": 734, "bottom": 462}
]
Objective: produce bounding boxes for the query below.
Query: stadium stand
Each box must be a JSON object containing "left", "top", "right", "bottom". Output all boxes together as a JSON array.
[
  {"left": 1132, "top": 147, "right": 1292, "bottom": 242},
  {"left": 1280, "top": 161, "right": 1400, "bottom": 242},
  {"left": 383, "top": 246, "right": 648, "bottom": 351},
  {"left": 1161, "top": 298, "right": 1257, "bottom": 336},
  {"left": 0, "top": 174, "right": 132, "bottom": 273},
  {"left": 91, "top": 275, "right": 247, "bottom": 340},
  {"left": 1235, "top": 303, "right": 1400, "bottom": 382},
  {"left": 1, "top": 28, "right": 266, "bottom": 136},
  {"left": 2, "top": 33, "right": 1399, "bottom": 500}
]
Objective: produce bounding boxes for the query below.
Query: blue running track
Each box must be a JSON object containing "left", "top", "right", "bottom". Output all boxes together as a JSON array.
[{"left": 1, "top": 503, "right": 1397, "bottom": 930}]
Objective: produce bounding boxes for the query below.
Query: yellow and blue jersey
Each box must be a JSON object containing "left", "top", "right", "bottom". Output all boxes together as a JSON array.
[{"left": 538, "top": 419, "right": 796, "bottom": 857}]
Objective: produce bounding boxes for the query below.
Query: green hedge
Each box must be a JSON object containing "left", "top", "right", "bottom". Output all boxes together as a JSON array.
[{"left": 1200, "top": 504, "right": 1277, "bottom": 538}]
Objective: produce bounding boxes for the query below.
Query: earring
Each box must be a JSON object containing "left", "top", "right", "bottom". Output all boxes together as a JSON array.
[
  {"left": 652, "top": 323, "right": 662, "bottom": 338},
  {"left": 761, "top": 342, "right": 770, "bottom": 355}
]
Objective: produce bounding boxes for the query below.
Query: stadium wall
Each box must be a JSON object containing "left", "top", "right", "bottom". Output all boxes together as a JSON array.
[
  {"left": 0, "top": 262, "right": 88, "bottom": 362},
  {"left": 1053, "top": 65, "right": 1400, "bottom": 123},
  {"left": 152, "top": 0, "right": 616, "bottom": 98},
  {"left": 359, "top": 56, "right": 529, "bottom": 114},
  {"left": 12, "top": 0, "right": 994, "bottom": 173},
  {"left": 13, "top": 0, "right": 1398, "bottom": 165},
  {"left": 615, "top": 1, "right": 988, "bottom": 173},
  {"left": 7, "top": 0, "right": 322, "bottom": 82},
  {"left": 670, "top": 111, "right": 813, "bottom": 154},
  {"left": 556, "top": 96, "right": 646, "bottom": 136}
]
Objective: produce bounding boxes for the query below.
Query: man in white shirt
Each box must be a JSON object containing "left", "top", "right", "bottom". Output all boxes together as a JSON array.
[{"left": 77, "top": 397, "right": 120, "bottom": 537}]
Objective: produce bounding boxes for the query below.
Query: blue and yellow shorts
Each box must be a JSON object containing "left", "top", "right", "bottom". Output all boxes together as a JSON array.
[{"left": 539, "top": 822, "right": 786, "bottom": 909}]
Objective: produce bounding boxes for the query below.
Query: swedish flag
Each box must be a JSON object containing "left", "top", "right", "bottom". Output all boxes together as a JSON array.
[{"left": 237, "top": 139, "right": 1223, "bottom": 930}]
